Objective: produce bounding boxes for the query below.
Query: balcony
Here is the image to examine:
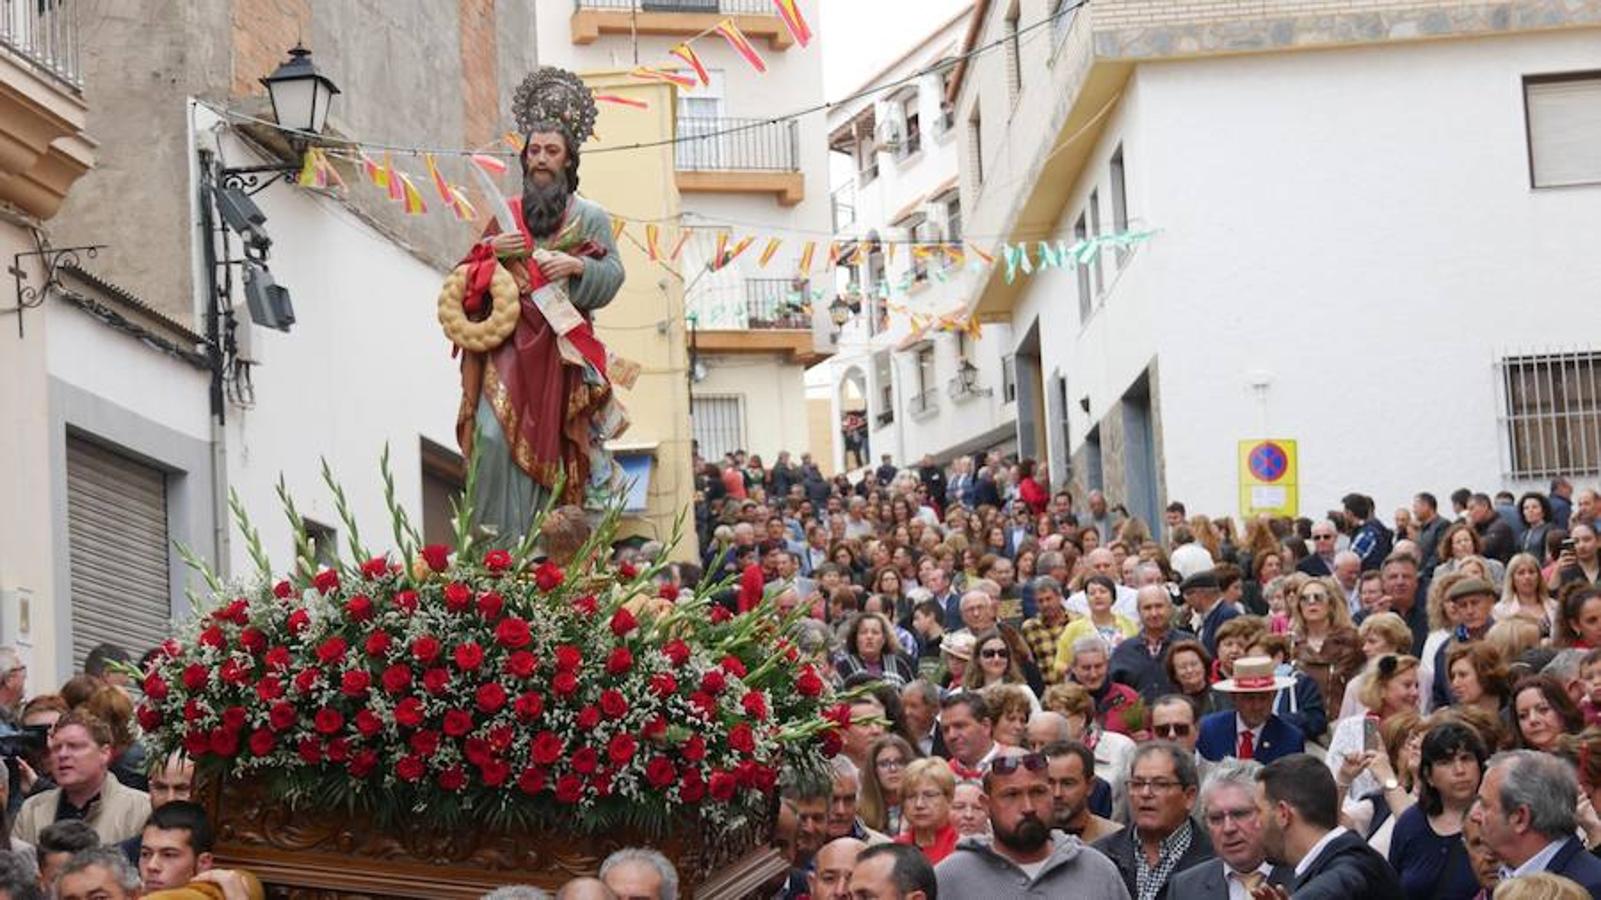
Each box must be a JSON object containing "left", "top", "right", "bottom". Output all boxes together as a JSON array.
[
  {"left": 571, "top": 0, "right": 797, "bottom": 50},
  {"left": 909, "top": 387, "right": 939, "bottom": 418},
  {"left": 675, "top": 116, "right": 804, "bottom": 206},
  {"left": 744, "top": 277, "right": 810, "bottom": 330},
  {"left": 0, "top": 0, "right": 93, "bottom": 220},
  {"left": 690, "top": 277, "right": 829, "bottom": 365}
]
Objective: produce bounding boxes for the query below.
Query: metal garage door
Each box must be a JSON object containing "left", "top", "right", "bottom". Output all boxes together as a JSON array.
[{"left": 65, "top": 437, "right": 173, "bottom": 669}]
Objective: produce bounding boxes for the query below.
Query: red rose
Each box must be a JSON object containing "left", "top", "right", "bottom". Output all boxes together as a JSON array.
[
  {"left": 183, "top": 730, "right": 209, "bottom": 757},
  {"left": 355, "top": 709, "right": 383, "bottom": 737},
  {"left": 255, "top": 675, "right": 284, "bottom": 702},
  {"left": 554, "top": 645, "right": 582, "bottom": 671},
  {"left": 480, "top": 759, "right": 511, "bottom": 787},
  {"left": 198, "top": 625, "right": 226, "bottom": 650},
  {"left": 209, "top": 728, "right": 239, "bottom": 758},
  {"left": 709, "top": 769, "right": 738, "bottom": 802},
  {"left": 728, "top": 723, "right": 756, "bottom": 754},
  {"left": 182, "top": 664, "right": 208, "bottom": 691},
  {"left": 662, "top": 639, "right": 691, "bottom": 667},
  {"left": 239, "top": 627, "right": 267, "bottom": 654},
  {"left": 495, "top": 617, "right": 532, "bottom": 649},
  {"left": 313, "top": 568, "right": 340, "bottom": 595},
  {"left": 477, "top": 591, "right": 504, "bottom": 620},
  {"left": 591, "top": 770, "right": 614, "bottom": 798},
  {"left": 720, "top": 655, "right": 748, "bottom": 678},
  {"left": 293, "top": 667, "right": 321, "bottom": 694},
  {"left": 660, "top": 583, "right": 678, "bottom": 601},
  {"left": 143, "top": 673, "right": 169, "bottom": 700},
  {"left": 394, "top": 697, "right": 425, "bottom": 728},
  {"left": 437, "top": 765, "right": 466, "bottom": 791},
  {"left": 297, "top": 738, "right": 323, "bottom": 764},
  {"left": 453, "top": 642, "right": 484, "bottom": 671},
  {"left": 514, "top": 691, "right": 545, "bottom": 723},
  {"left": 619, "top": 560, "right": 639, "bottom": 579},
  {"left": 265, "top": 646, "right": 291, "bottom": 671},
  {"left": 248, "top": 728, "right": 275, "bottom": 756},
  {"left": 700, "top": 670, "right": 727, "bottom": 695},
  {"left": 643, "top": 715, "right": 669, "bottom": 742},
  {"left": 381, "top": 664, "right": 412, "bottom": 694},
  {"left": 181, "top": 700, "right": 201, "bottom": 722},
  {"left": 483, "top": 549, "right": 513, "bottom": 574},
  {"left": 607, "top": 733, "right": 637, "bottom": 766},
  {"left": 464, "top": 737, "right": 493, "bottom": 767},
  {"left": 819, "top": 729, "right": 843, "bottom": 757},
  {"left": 221, "top": 706, "right": 248, "bottom": 731},
  {"left": 552, "top": 672, "right": 579, "bottom": 698},
  {"left": 505, "top": 651, "right": 537, "bottom": 678},
  {"left": 741, "top": 691, "right": 768, "bottom": 720},
  {"left": 571, "top": 747, "right": 599, "bottom": 775},
  {"left": 410, "top": 729, "right": 441, "bottom": 757},
  {"left": 348, "top": 748, "right": 379, "bottom": 778},
  {"left": 645, "top": 756, "right": 676, "bottom": 789},
  {"left": 488, "top": 726, "right": 514, "bottom": 752},
  {"left": 394, "top": 589, "right": 419, "bottom": 613},
  {"left": 531, "top": 731, "right": 564, "bottom": 766},
  {"left": 411, "top": 636, "right": 441, "bottom": 664},
  {"left": 517, "top": 766, "right": 547, "bottom": 795},
  {"left": 360, "top": 556, "right": 389, "bottom": 579},
  {"left": 137, "top": 705, "right": 162, "bottom": 731},
  {"left": 345, "top": 594, "right": 375, "bottom": 622},
  {"left": 572, "top": 594, "right": 598, "bottom": 616},
  {"left": 420, "top": 544, "right": 451, "bottom": 572},
  {"left": 599, "top": 689, "right": 628, "bottom": 720},
  {"left": 609, "top": 608, "right": 638, "bottom": 637},
  {"left": 340, "top": 669, "right": 371, "bottom": 697},
  {"left": 689, "top": 692, "right": 718, "bottom": 719},
  {"left": 576, "top": 706, "right": 601, "bottom": 731},
  {"left": 554, "top": 773, "right": 583, "bottom": 804},
  {"left": 268, "top": 702, "right": 296, "bottom": 732},
  {"left": 423, "top": 667, "right": 451, "bottom": 694},
  {"left": 680, "top": 768, "right": 706, "bottom": 802},
  {"left": 753, "top": 764, "right": 778, "bottom": 793},
  {"left": 795, "top": 667, "right": 824, "bottom": 697},
  {"left": 273, "top": 580, "right": 294, "bottom": 599},
  {"left": 442, "top": 709, "right": 474, "bottom": 737},
  {"left": 475, "top": 682, "right": 507, "bottom": 713},
  {"left": 824, "top": 703, "right": 853, "bottom": 729},
  {"left": 364, "top": 630, "right": 392, "bottom": 657},
  {"left": 314, "top": 708, "right": 344, "bottom": 735},
  {"left": 396, "top": 755, "right": 426, "bottom": 781},
  {"left": 605, "top": 647, "right": 633, "bottom": 676},
  {"left": 681, "top": 735, "right": 707, "bottom": 762},
  {"left": 316, "top": 637, "right": 348, "bottom": 665},
  {"left": 443, "top": 581, "right": 472, "bottom": 613},
  {"left": 330, "top": 738, "right": 355, "bottom": 764},
  {"left": 736, "top": 759, "right": 761, "bottom": 788},
  {"left": 650, "top": 672, "right": 678, "bottom": 698},
  {"left": 708, "top": 605, "right": 732, "bottom": 624},
  {"left": 287, "top": 608, "right": 310, "bottom": 635},
  {"left": 534, "top": 561, "right": 565, "bottom": 592},
  {"left": 219, "top": 659, "right": 249, "bottom": 686}
]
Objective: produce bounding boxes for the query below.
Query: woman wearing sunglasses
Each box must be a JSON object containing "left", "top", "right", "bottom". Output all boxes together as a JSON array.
[
  {"left": 1290, "top": 575, "right": 1364, "bottom": 714},
  {"left": 961, "top": 629, "right": 1040, "bottom": 710}
]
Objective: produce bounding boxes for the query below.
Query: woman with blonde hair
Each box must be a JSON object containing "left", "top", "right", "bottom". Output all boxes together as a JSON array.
[
  {"left": 1328, "top": 654, "right": 1423, "bottom": 803},
  {"left": 858, "top": 734, "right": 916, "bottom": 836},
  {"left": 1493, "top": 873, "right": 1593, "bottom": 900},
  {"left": 1039, "top": 681, "right": 1135, "bottom": 796},
  {"left": 1290, "top": 575, "right": 1365, "bottom": 714},
  {"left": 1342, "top": 612, "right": 1421, "bottom": 719},
  {"left": 1496, "top": 552, "right": 1557, "bottom": 638},
  {"left": 1485, "top": 618, "right": 1543, "bottom": 668},
  {"left": 1188, "top": 515, "right": 1222, "bottom": 559},
  {"left": 894, "top": 758, "right": 960, "bottom": 863}
]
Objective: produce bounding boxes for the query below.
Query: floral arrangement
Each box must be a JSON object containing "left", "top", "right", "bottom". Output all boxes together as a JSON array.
[{"left": 140, "top": 455, "right": 846, "bottom": 835}]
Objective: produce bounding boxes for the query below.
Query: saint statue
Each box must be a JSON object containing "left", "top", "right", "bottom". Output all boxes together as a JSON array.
[{"left": 452, "top": 68, "right": 629, "bottom": 544}]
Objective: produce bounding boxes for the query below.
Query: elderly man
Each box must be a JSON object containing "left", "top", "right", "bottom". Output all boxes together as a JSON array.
[
  {"left": 1431, "top": 577, "right": 1498, "bottom": 710},
  {"left": 1331, "top": 551, "right": 1362, "bottom": 617},
  {"left": 827, "top": 758, "right": 888, "bottom": 843},
  {"left": 55, "top": 848, "right": 143, "bottom": 900},
  {"left": 937, "top": 748, "right": 1130, "bottom": 895},
  {"left": 1151, "top": 695, "right": 1206, "bottom": 774},
  {"left": 848, "top": 843, "right": 935, "bottom": 900},
  {"left": 0, "top": 648, "right": 24, "bottom": 729},
  {"left": 1378, "top": 552, "right": 1429, "bottom": 655},
  {"left": 1470, "top": 750, "right": 1601, "bottom": 893},
  {"left": 1068, "top": 550, "right": 1140, "bottom": 619},
  {"left": 1168, "top": 760, "right": 1293, "bottom": 900},
  {"left": 599, "top": 847, "right": 678, "bottom": 900},
  {"left": 1255, "top": 754, "right": 1402, "bottom": 899},
  {"left": 1021, "top": 577, "right": 1072, "bottom": 683},
  {"left": 13, "top": 711, "right": 149, "bottom": 844},
  {"left": 901, "top": 680, "right": 942, "bottom": 757},
  {"left": 954, "top": 590, "right": 996, "bottom": 639},
  {"left": 1092, "top": 742, "right": 1215, "bottom": 900},
  {"left": 1066, "top": 637, "right": 1143, "bottom": 738},
  {"left": 1084, "top": 490, "right": 1112, "bottom": 542},
  {"left": 1197, "top": 657, "right": 1304, "bottom": 765},
  {"left": 1043, "top": 741, "right": 1120, "bottom": 843},
  {"left": 1111, "top": 585, "right": 1194, "bottom": 700},
  {"left": 807, "top": 837, "right": 865, "bottom": 900},
  {"left": 1182, "top": 571, "right": 1239, "bottom": 658}
]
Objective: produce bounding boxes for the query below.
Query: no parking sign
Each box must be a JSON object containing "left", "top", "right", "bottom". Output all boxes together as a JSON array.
[{"left": 1238, "top": 439, "right": 1298, "bottom": 517}]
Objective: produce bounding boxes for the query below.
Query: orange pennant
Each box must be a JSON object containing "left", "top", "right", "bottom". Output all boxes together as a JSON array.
[
  {"left": 727, "top": 235, "right": 755, "bottom": 263},
  {"left": 668, "top": 230, "right": 692, "bottom": 263},
  {"left": 757, "top": 237, "right": 782, "bottom": 268},
  {"left": 714, "top": 19, "right": 767, "bottom": 74},
  {"left": 594, "top": 93, "right": 648, "bottom": 109},
  {"left": 713, "top": 232, "right": 730, "bottom": 270},
  {"left": 383, "top": 153, "right": 402, "bottom": 201},
  {"left": 669, "top": 43, "right": 711, "bottom": 86},
  {"left": 630, "top": 66, "right": 697, "bottom": 88},
  {"left": 772, "top": 0, "right": 812, "bottom": 47},
  {"left": 798, "top": 241, "right": 816, "bottom": 275},
  {"left": 612, "top": 216, "right": 627, "bottom": 242},
  {"left": 645, "top": 223, "right": 661, "bottom": 261}
]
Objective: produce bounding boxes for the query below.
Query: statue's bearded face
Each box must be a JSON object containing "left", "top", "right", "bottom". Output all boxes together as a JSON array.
[
  {"left": 521, "top": 129, "right": 573, "bottom": 238},
  {"left": 522, "top": 131, "right": 568, "bottom": 186}
]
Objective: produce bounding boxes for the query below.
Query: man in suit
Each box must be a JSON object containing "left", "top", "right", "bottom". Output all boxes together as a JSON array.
[
  {"left": 1092, "top": 741, "right": 1215, "bottom": 900},
  {"left": 1170, "top": 759, "right": 1293, "bottom": 900},
  {"left": 1297, "top": 520, "right": 1341, "bottom": 577},
  {"left": 1182, "top": 571, "right": 1239, "bottom": 657},
  {"left": 1196, "top": 657, "right": 1305, "bottom": 765},
  {"left": 1471, "top": 750, "right": 1601, "bottom": 896},
  {"left": 1253, "top": 754, "right": 1403, "bottom": 900}
]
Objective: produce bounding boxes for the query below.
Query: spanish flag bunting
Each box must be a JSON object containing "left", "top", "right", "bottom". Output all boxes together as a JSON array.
[
  {"left": 383, "top": 153, "right": 403, "bottom": 201},
  {"left": 503, "top": 132, "right": 525, "bottom": 152},
  {"left": 629, "top": 66, "right": 697, "bottom": 89},
  {"left": 611, "top": 216, "right": 627, "bottom": 241},
  {"left": 469, "top": 153, "right": 508, "bottom": 176},
  {"left": 798, "top": 240, "right": 816, "bottom": 274},
  {"left": 645, "top": 223, "right": 661, "bottom": 261},
  {"left": 318, "top": 150, "right": 345, "bottom": 191},
  {"left": 968, "top": 242, "right": 995, "bottom": 265},
  {"left": 714, "top": 19, "right": 767, "bottom": 74},
  {"left": 360, "top": 152, "right": 386, "bottom": 187},
  {"left": 668, "top": 230, "right": 692, "bottom": 262},
  {"left": 295, "top": 148, "right": 321, "bottom": 188},
  {"left": 727, "top": 235, "right": 755, "bottom": 262},
  {"left": 826, "top": 241, "right": 841, "bottom": 267},
  {"left": 757, "top": 237, "right": 782, "bottom": 268},
  {"left": 594, "top": 93, "right": 648, "bottom": 109},
  {"left": 398, "top": 173, "right": 426, "bottom": 215},
  {"left": 669, "top": 43, "right": 711, "bottom": 87},
  {"left": 424, "top": 153, "right": 454, "bottom": 207},
  {"left": 772, "top": 0, "right": 813, "bottom": 47},
  {"left": 713, "top": 231, "right": 730, "bottom": 269},
  {"left": 449, "top": 186, "right": 476, "bottom": 222}
]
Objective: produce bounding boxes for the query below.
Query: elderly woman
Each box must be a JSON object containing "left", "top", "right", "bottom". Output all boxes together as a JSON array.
[
  {"left": 983, "top": 684, "right": 1034, "bottom": 747},
  {"left": 1341, "top": 612, "right": 1419, "bottom": 719},
  {"left": 858, "top": 735, "right": 915, "bottom": 836},
  {"left": 950, "top": 779, "right": 989, "bottom": 837},
  {"left": 1329, "top": 654, "right": 1422, "bottom": 803},
  {"left": 893, "top": 757, "right": 960, "bottom": 864},
  {"left": 834, "top": 612, "right": 917, "bottom": 688},
  {"left": 1388, "top": 721, "right": 1488, "bottom": 900},
  {"left": 961, "top": 630, "right": 1040, "bottom": 709},
  {"left": 1164, "top": 638, "right": 1226, "bottom": 718},
  {"left": 1289, "top": 575, "right": 1365, "bottom": 714},
  {"left": 1041, "top": 680, "right": 1135, "bottom": 798}
]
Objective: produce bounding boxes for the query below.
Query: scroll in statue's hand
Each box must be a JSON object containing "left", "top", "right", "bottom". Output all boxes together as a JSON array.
[{"left": 536, "top": 251, "right": 585, "bottom": 281}]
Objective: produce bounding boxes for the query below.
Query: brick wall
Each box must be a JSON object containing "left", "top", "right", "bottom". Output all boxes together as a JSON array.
[
  {"left": 458, "top": 0, "right": 500, "bottom": 150},
  {"left": 231, "top": 0, "right": 311, "bottom": 98}
]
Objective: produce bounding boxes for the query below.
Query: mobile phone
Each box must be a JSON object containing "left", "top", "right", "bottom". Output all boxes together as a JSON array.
[
  {"left": 1362, "top": 716, "right": 1381, "bottom": 753},
  {"left": 1563, "top": 538, "right": 1577, "bottom": 554}
]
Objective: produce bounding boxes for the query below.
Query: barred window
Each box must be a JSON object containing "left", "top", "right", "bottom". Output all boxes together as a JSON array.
[{"left": 1500, "top": 352, "right": 1601, "bottom": 477}]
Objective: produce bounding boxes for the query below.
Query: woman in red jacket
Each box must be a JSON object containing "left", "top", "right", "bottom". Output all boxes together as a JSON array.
[{"left": 1017, "top": 458, "right": 1048, "bottom": 515}]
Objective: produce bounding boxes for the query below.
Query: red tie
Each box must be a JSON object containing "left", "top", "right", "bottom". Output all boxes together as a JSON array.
[{"left": 1238, "top": 729, "right": 1255, "bottom": 760}]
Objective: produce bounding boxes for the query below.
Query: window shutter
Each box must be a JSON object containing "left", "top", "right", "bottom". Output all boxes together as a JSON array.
[{"left": 1527, "top": 77, "right": 1601, "bottom": 187}]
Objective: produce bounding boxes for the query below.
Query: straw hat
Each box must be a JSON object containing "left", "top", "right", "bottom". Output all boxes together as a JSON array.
[
  {"left": 1211, "top": 655, "right": 1296, "bottom": 693},
  {"left": 943, "top": 631, "right": 975, "bottom": 661}
]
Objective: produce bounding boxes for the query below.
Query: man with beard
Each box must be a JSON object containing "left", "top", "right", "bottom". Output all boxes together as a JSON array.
[
  {"left": 1167, "top": 760, "right": 1292, "bottom": 900},
  {"left": 1252, "top": 753, "right": 1401, "bottom": 900},
  {"left": 1092, "top": 742, "right": 1215, "bottom": 900},
  {"left": 935, "top": 748, "right": 1128, "bottom": 895},
  {"left": 1043, "top": 741, "right": 1120, "bottom": 843},
  {"left": 454, "top": 67, "right": 628, "bottom": 541}
]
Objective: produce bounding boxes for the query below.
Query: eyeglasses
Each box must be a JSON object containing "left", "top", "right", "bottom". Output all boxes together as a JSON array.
[
  {"left": 987, "top": 752, "right": 1048, "bottom": 776},
  {"left": 1300, "top": 592, "right": 1329, "bottom": 603},
  {"left": 906, "top": 789, "right": 947, "bottom": 804},
  {"left": 876, "top": 757, "right": 906, "bottom": 771},
  {"left": 1205, "top": 808, "right": 1258, "bottom": 826},
  {"left": 1153, "top": 723, "right": 1192, "bottom": 738},
  {"left": 1129, "top": 778, "right": 1183, "bottom": 794},
  {"left": 1313, "top": 534, "right": 1336, "bottom": 541},
  {"left": 980, "top": 648, "right": 1011, "bottom": 660}
]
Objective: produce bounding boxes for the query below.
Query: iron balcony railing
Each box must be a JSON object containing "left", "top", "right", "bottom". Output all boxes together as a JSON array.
[
  {"left": 909, "top": 388, "right": 939, "bottom": 417},
  {"left": 0, "top": 0, "right": 81, "bottom": 90},
  {"left": 744, "top": 278, "right": 810, "bottom": 330},
  {"left": 677, "top": 116, "right": 800, "bottom": 172},
  {"left": 576, "top": 0, "right": 773, "bottom": 11}
]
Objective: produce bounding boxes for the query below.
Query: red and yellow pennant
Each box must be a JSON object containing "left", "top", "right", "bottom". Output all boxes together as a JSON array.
[
  {"left": 727, "top": 235, "right": 755, "bottom": 263},
  {"left": 645, "top": 223, "right": 662, "bottom": 261},
  {"left": 757, "top": 237, "right": 782, "bottom": 268},
  {"left": 611, "top": 216, "right": 627, "bottom": 242},
  {"left": 669, "top": 43, "right": 711, "bottom": 87},
  {"left": 826, "top": 241, "right": 841, "bottom": 267},
  {"left": 398, "top": 173, "right": 426, "bottom": 215},
  {"left": 383, "top": 153, "right": 403, "bottom": 201},
  {"left": 772, "top": 0, "right": 813, "bottom": 48},
  {"left": 967, "top": 243, "right": 995, "bottom": 265},
  {"left": 713, "top": 231, "right": 730, "bottom": 269},
  {"left": 629, "top": 66, "right": 697, "bottom": 88},
  {"left": 449, "top": 186, "right": 476, "bottom": 222},
  {"left": 360, "top": 152, "right": 387, "bottom": 188},
  {"left": 668, "top": 229, "right": 692, "bottom": 263},
  {"left": 797, "top": 240, "right": 816, "bottom": 275},
  {"left": 594, "top": 93, "right": 648, "bottom": 109},
  {"left": 469, "top": 153, "right": 508, "bottom": 176},
  {"left": 714, "top": 19, "right": 767, "bottom": 74}
]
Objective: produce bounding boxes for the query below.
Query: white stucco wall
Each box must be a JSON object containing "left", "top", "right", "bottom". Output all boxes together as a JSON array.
[{"left": 694, "top": 354, "right": 808, "bottom": 462}]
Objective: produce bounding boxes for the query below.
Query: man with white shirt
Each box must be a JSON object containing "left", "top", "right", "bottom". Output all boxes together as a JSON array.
[
  {"left": 1066, "top": 549, "right": 1138, "bottom": 619},
  {"left": 1254, "top": 754, "right": 1402, "bottom": 900},
  {"left": 1168, "top": 760, "right": 1292, "bottom": 900},
  {"left": 1470, "top": 750, "right": 1601, "bottom": 895},
  {"left": 844, "top": 497, "right": 874, "bottom": 540},
  {"left": 1331, "top": 551, "right": 1362, "bottom": 617}
]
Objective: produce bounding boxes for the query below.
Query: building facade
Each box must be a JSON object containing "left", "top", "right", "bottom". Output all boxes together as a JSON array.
[{"left": 952, "top": 0, "right": 1601, "bottom": 529}]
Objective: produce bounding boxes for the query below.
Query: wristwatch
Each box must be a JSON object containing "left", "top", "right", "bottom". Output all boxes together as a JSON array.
[{"left": 1382, "top": 777, "right": 1400, "bottom": 791}]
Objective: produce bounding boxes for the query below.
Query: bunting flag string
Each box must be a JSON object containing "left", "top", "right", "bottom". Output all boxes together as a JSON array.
[
  {"left": 594, "top": 93, "right": 649, "bottom": 109},
  {"left": 669, "top": 43, "right": 711, "bottom": 87},
  {"left": 772, "top": 0, "right": 813, "bottom": 48},
  {"left": 798, "top": 240, "right": 816, "bottom": 275},
  {"left": 628, "top": 66, "right": 697, "bottom": 89},
  {"left": 757, "top": 237, "right": 782, "bottom": 268},
  {"left": 714, "top": 18, "right": 768, "bottom": 74}
]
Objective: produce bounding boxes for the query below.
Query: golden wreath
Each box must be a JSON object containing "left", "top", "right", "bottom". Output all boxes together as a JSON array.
[{"left": 437, "top": 261, "right": 519, "bottom": 353}]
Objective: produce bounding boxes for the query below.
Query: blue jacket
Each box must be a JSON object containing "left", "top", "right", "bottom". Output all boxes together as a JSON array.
[
  {"left": 1273, "top": 669, "right": 1329, "bottom": 742},
  {"left": 1542, "top": 835, "right": 1601, "bottom": 898},
  {"left": 1196, "top": 710, "right": 1304, "bottom": 764},
  {"left": 1199, "top": 602, "right": 1240, "bottom": 657},
  {"left": 1349, "top": 519, "right": 1393, "bottom": 571}
]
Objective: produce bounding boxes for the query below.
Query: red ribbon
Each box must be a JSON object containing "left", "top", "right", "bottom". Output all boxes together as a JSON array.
[{"left": 462, "top": 243, "right": 498, "bottom": 316}]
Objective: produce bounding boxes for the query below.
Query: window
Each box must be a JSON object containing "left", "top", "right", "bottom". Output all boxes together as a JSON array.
[
  {"left": 912, "top": 345, "right": 937, "bottom": 415},
  {"left": 968, "top": 104, "right": 984, "bottom": 187},
  {"left": 874, "top": 351, "right": 895, "bottom": 427},
  {"left": 1074, "top": 213, "right": 1091, "bottom": 321},
  {"left": 1087, "top": 189, "right": 1104, "bottom": 297},
  {"left": 692, "top": 395, "right": 744, "bottom": 460},
  {"left": 1500, "top": 352, "right": 1601, "bottom": 477},
  {"left": 1524, "top": 73, "right": 1601, "bottom": 188},
  {"left": 1005, "top": 2, "right": 1022, "bottom": 103},
  {"left": 1110, "top": 144, "right": 1129, "bottom": 266},
  {"left": 1002, "top": 354, "right": 1018, "bottom": 403},
  {"left": 675, "top": 69, "right": 725, "bottom": 170},
  {"left": 896, "top": 90, "right": 922, "bottom": 158},
  {"left": 942, "top": 191, "right": 963, "bottom": 244},
  {"left": 904, "top": 216, "right": 937, "bottom": 282}
]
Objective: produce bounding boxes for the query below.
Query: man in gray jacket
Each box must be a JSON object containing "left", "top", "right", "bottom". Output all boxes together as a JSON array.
[{"left": 934, "top": 747, "right": 1130, "bottom": 897}]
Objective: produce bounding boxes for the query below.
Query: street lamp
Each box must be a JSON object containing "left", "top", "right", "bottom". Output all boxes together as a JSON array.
[
  {"left": 261, "top": 44, "right": 341, "bottom": 139},
  {"left": 829, "top": 296, "right": 853, "bottom": 328}
]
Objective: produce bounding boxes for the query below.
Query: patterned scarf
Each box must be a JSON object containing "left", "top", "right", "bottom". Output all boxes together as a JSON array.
[{"left": 1133, "top": 819, "right": 1194, "bottom": 900}]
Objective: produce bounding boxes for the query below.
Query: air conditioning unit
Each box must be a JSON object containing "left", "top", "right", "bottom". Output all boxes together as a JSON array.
[{"left": 874, "top": 116, "right": 905, "bottom": 155}]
